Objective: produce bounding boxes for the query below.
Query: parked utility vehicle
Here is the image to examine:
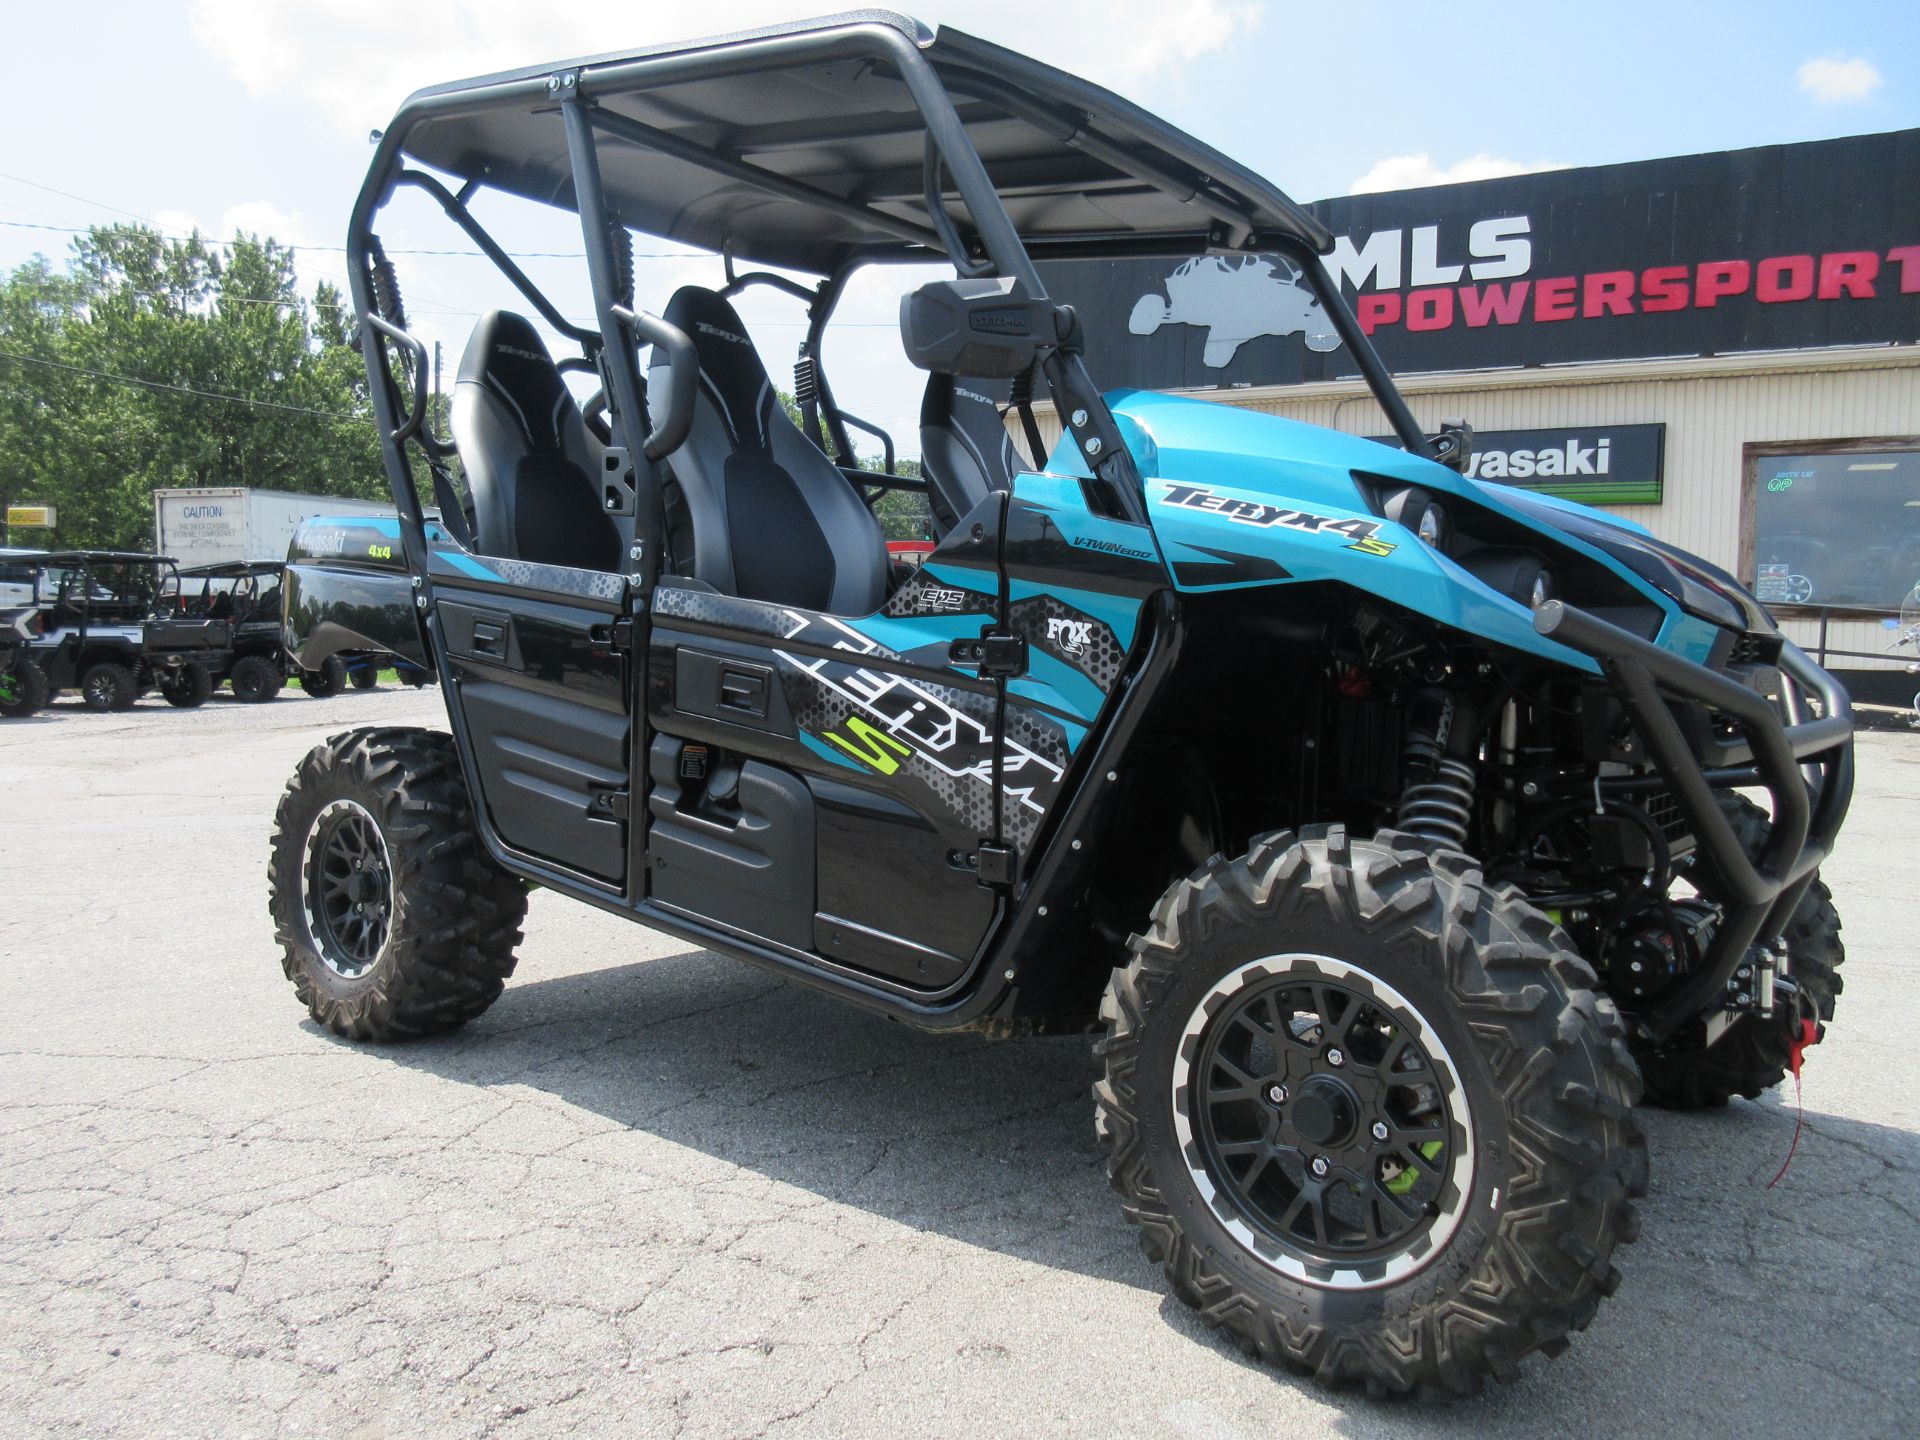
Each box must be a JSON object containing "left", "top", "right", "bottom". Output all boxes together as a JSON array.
[
  {"left": 270, "top": 13, "right": 1852, "bottom": 1397},
  {"left": 18, "top": 551, "right": 231, "bottom": 710},
  {"left": 0, "top": 608, "right": 47, "bottom": 717}
]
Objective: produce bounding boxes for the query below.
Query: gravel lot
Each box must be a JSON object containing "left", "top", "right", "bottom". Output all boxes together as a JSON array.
[{"left": 1, "top": 687, "right": 1915, "bottom": 1439}]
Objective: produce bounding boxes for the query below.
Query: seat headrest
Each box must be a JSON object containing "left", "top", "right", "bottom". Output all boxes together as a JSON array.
[
  {"left": 456, "top": 311, "right": 574, "bottom": 451},
  {"left": 920, "top": 374, "right": 1029, "bottom": 477},
  {"left": 660, "top": 286, "right": 778, "bottom": 450}
]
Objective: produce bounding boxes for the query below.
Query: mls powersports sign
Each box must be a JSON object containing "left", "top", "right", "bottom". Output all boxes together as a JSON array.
[{"left": 1042, "top": 129, "right": 1920, "bottom": 393}]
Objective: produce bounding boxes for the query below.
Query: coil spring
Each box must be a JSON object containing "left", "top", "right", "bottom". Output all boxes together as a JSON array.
[
  {"left": 1397, "top": 755, "right": 1477, "bottom": 848},
  {"left": 792, "top": 348, "right": 818, "bottom": 406},
  {"left": 368, "top": 238, "right": 406, "bottom": 328},
  {"left": 609, "top": 220, "right": 634, "bottom": 307}
]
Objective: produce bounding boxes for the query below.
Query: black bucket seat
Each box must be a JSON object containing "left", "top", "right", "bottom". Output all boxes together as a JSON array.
[
  {"left": 918, "top": 375, "right": 1029, "bottom": 536},
  {"left": 450, "top": 311, "right": 620, "bottom": 572},
  {"left": 650, "top": 287, "right": 887, "bottom": 615}
]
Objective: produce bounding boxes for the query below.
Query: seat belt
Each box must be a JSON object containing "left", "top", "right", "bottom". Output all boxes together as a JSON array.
[{"left": 1006, "top": 362, "right": 1047, "bottom": 466}]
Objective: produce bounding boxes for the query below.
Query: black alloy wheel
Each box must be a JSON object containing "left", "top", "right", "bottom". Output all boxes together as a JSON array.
[
  {"left": 304, "top": 799, "right": 393, "bottom": 979},
  {"left": 1183, "top": 962, "right": 1468, "bottom": 1281}
]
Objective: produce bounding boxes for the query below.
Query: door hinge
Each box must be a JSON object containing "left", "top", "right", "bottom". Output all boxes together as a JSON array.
[
  {"left": 949, "top": 632, "right": 1027, "bottom": 678},
  {"left": 587, "top": 785, "right": 629, "bottom": 821},
  {"left": 974, "top": 842, "right": 1017, "bottom": 886},
  {"left": 611, "top": 617, "right": 635, "bottom": 652}
]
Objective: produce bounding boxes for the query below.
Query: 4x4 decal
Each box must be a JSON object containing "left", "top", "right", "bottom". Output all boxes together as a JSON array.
[{"left": 1159, "top": 482, "right": 1396, "bottom": 555}]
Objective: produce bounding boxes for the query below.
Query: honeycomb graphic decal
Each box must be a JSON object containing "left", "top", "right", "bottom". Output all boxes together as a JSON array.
[{"left": 1006, "top": 594, "right": 1125, "bottom": 692}]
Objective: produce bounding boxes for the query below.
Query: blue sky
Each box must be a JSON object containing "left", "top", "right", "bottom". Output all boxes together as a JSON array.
[{"left": 2, "top": 1, "right": 1913, "bottom": 448}]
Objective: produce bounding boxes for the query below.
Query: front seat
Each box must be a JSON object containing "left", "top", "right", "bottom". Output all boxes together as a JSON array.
[
  {"left": 918, "top": 375, "right": 1029, "bottom": 536},
  {"left": 450, "top": 310, "right": 620, "bottom": 572},
  {"left": 651, "top": 287, "right": 888, "bottom": 615}
]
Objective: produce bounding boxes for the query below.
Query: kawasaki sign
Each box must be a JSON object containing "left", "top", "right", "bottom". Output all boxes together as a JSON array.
[
  {"left": 1369, "top": 425, "right": 1666, "bottom": 505},
  {"left": 1042, "top": 130, "right": 1920, "bottom": 391}
]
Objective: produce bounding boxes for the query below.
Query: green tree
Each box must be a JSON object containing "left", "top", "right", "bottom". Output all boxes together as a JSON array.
[{"left": 0, "top": 224, "right": 388, "bottom": 550}]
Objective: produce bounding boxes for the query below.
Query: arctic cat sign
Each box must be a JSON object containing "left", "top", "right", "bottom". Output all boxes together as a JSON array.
[
  {"left": 1369, "top": 425, "right": 1666, "bottom": 505},
  {"left": 1041, "top": 130, "right": 1920, "bottom": 390}
]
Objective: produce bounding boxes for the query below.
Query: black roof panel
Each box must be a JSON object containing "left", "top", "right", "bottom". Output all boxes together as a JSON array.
[{"left": 391, "top": 11, "right": 1328, "bottom": 275}]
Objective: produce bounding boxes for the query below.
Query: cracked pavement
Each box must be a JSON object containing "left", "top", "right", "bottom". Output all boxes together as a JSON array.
[{"left": 1, "top": 688, "right": 1916, "bottom": 1439}]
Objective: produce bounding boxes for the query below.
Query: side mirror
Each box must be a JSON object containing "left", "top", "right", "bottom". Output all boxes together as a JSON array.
[{"left": 900, "top": 278, "right": 1060, "bottom": 378}]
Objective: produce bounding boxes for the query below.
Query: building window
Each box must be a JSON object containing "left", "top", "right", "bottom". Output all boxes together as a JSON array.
[{"left": 1745, "top": 439, "right": 1920, "bottom": 611}]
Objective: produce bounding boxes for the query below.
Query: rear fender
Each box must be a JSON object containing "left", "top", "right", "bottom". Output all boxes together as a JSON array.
[{"left": 284, "top": 517, "right": 428, "bottom": 671}]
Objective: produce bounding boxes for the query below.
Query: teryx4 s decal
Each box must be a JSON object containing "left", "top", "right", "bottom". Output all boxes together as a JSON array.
[{"left": 1159, "top": 482, "right": 1397, "bottom": 555}]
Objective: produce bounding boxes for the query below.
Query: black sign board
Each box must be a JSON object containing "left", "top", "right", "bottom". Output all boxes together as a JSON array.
[
  {"left": 1043, "top": 130, "right": 1920, "bottom": 392},
  {"left": 1368, "top": 424, "right": 1666, "bottom": 504}
]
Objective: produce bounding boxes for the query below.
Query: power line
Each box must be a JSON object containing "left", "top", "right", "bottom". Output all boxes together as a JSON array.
[
  {"left": 0, "top": 170, "right": 148, "bottom": 223},
  {"left": 0, "top": 219, "right": 699, "bottom": 261},
  {"left": 0, "top": 348, "right": 359, "bottom": 420}
]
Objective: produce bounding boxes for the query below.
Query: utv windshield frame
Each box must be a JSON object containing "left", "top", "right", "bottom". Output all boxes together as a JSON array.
[{"left": 345, "top": 11, "right": 1431, "bottom": 591}]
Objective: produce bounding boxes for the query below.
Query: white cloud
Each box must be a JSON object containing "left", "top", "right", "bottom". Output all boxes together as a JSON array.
[
  {"left": 188, "top": 0, "right": 1263, "bottom": 133},
  {"left": 1348, "top": 152, "right": 1567, "bottom": 195},
  {"left": 1797, "top": 54, "right": 1882, "bottom": 104}
]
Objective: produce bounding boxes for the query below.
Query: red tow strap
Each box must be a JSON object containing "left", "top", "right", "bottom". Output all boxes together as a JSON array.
[{"left": 1766, "top": 1019, "right": 1821, "bottom": 1190}]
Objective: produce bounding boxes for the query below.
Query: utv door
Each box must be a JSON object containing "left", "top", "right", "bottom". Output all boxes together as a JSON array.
[
  {"left": 429, "top": 549, "right": 634, "bottom": 890},
  {"left": 641, "top": 506, "right": 1011, "bottom": 992}
]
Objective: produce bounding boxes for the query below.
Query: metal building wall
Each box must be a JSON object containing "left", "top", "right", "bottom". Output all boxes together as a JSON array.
[{"left": 1036, "top": 346, "right": 1920, "bottom": 670}]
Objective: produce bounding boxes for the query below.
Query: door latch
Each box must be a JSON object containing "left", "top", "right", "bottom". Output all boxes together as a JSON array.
[
  {"left": 587, "top": 784, "right": 629, "bottom": 821},
  {"left": 949, "top": 633, "right": 1027, "bottom": 678}
]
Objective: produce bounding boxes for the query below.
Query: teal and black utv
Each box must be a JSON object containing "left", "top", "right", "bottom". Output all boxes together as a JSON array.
[{"left": 270, "top": 12, "right": 1852, "bottom": 1397}]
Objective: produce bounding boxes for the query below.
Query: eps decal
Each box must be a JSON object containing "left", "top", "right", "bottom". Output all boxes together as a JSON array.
[{"left": 1158, "top": 482, "right": 1397, "bottom": 555}]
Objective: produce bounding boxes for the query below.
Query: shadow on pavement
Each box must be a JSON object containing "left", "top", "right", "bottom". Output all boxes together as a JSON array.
[{"left": 376, "top": 947, "right": 1920, "bottom": 1422}]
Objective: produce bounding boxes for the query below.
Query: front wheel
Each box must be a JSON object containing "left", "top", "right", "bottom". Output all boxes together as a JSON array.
[
  {"left": 268, "top": 727, "right": 528, "bottom": 1040},
  {"left": 1096, "top": 826, "right": 1646, "bottom": 1396},
  {"left": 80, "top": 661, "right": 138, "bottom": 712}
]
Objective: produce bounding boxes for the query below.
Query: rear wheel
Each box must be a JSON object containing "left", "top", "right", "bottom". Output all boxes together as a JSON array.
[
  {"left": 300, "top": 655, "right": 347, "bottom": 698},
  {"left": 229, "top": 654, "right": 284, "bottom": 703},
  {"left": 1097, "top": 826, "right": 1645, "bottom": 1396},
  {"left": 0, "top": 661, "right": 49, "bottom": 717},
  {"left": 267, "top": 727, "right": 527, "bottom": 1040},
  {"left": 349, "top": 665, "right": 379, "bottom": 691},
  {"left": 159, "top": 663, "right": 213, "bottom": 708},
  {"left": 80, "top": 661, "right": 137, "bottom": 712},
  {"left": 1637, "top": 796, "right": 1844, "bottom": 1109}
]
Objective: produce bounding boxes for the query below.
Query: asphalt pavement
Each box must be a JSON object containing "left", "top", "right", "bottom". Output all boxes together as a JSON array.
[{"left": 1, "top": 687, "right": 1915, "bottom": 1439}]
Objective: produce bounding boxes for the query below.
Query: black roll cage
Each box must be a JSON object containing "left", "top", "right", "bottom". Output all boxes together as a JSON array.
[{"left": 346, "top": 18, "right": 1432, "bottom": 596}]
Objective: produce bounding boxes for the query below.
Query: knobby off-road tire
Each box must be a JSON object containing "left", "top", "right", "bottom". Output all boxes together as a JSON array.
[
  {"left": 229, "top": 654, "right": 283, "bottom": 703},
  {"left": 1637, "top": 797, "right": 1844, "bottom": 1110},
  {"left": 300, "top": 655, "right": 348, "bottom": 699},
  {"left": 1096, "top": 825, "right": 1646, "bottom": 1397},
  {"left": 0, "top": 661, "right": 49, "bottom": 717},
  {"left": 80, "top": 661, "right": 138, "bottom": 712},
  {"left": 159, "top": 663, "right": 213, "bottom": 708},
  {"left": 349, "top": 665, "right": 379, "bottom": 691},
  {"left": 268, "top": 727, "right": 528, "bottom": 1041}
]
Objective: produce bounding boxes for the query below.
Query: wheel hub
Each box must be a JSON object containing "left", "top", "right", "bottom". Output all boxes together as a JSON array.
[{"left": 1286, "top": 1079, "right": 1357, "bottom": 1148}]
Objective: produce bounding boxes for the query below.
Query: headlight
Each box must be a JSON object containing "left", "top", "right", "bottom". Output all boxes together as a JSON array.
[{"left": 1416, "top": 502, "right": 1447, "bottom": 549}]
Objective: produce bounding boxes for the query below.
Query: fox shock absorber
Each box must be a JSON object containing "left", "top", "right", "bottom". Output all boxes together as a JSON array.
[{"left": 1396, "top": 688, "right": 1479, "bottom": 849}]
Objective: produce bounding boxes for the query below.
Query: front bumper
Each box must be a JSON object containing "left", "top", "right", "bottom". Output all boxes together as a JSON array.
[{"left": 1535, "top": 600, "right": 1854, "bottom": 1041}]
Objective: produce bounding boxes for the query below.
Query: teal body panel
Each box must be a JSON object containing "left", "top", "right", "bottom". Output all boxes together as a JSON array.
[{"left": 1043, "top": 390, "right": 1721, "bottom": 671}]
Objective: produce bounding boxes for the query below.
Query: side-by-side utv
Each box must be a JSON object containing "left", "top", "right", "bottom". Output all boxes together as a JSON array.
[
  {"left": 18, "top": 551, "right": 231, "bottom": 710},
  {"left": 270, "top": 12, "right": 1852, "bottom": 1397}
]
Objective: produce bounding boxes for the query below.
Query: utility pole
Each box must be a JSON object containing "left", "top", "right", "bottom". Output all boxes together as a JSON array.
[{"left": 433, "top": 341, "right": 443, "bottom": 435}]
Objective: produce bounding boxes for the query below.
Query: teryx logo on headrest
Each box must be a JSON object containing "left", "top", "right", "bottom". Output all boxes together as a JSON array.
[
  {"left": 696, "top": 321, "right": 750, "bottom": 345},
  {"left": 494, "top": 344, "right": 546, "bottom": 362},
  {"left": 1160, "top": 482, "right": 1396, "bottom": 556}
]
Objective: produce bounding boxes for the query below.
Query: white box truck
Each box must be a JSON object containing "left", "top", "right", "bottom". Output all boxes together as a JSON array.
[{"left": 152, "top": 488, "right": 395, "bottom": 567}]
